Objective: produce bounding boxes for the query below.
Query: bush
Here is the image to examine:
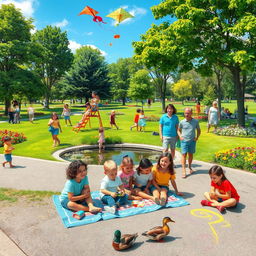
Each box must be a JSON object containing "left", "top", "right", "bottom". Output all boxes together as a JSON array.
[
  {"left": 214, "top": 125, "right": 256, "bottom": 138},
  {"left": 81, "top": 136, "right": 122, "bottom": 145},
  {"left": 0, "top": 130, "right": 27, "bottom": 146},
  {"left": 214, "top": 147, "right": 256, "bottom": 173}
]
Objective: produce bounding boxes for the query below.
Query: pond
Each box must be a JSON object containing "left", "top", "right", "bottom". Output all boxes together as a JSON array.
[{"left": 60, "top": 147, "right": 162, "bottom": 165}]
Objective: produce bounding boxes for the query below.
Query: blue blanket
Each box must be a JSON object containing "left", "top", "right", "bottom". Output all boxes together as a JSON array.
[{"left": 52, "top": 191, "right": 189, "bottom": 228}]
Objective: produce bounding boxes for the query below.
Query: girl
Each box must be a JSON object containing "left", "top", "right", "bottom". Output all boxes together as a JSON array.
[
  {"left": 60, "top": 160, "right": 101, "bottom": 213},
  {"left": 207, "top": 101, "right": 220, "bottom": 132},
  {"left": 110, "top": 110, "right": 118, "bottom": 130},
  {"left": 117, "top": 156, "right": 142, "bottom": 200},
  {"left": 62, "top": 104, "right": 72, "bottom": 126},
  {"left": 90, "top": 91, "right": 100, "bottom": 111},
  {"left": 201, "top": 165, "right": 240, "bottom": 212},
  {"left": 48, "top": 112, "right": 62, "bottom": 147},
  {"left": 132, "top": 158, "right": 154, "bottom": 201},
  {"left": 138, "top": 110, "right": 147, "bottom": 132},
  {"left": 27, "top": 104, "right": 34, "bottom": 123},
  {"left": 151, "top": 152, "right": 183, "bottom": 206},
  {"left": 98, "top": 127, "right": 105, "bottom": 153}
]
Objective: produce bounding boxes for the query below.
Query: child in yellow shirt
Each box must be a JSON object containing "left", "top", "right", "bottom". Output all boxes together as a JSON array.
[{"left": 2, "top": 137, "right": 15, "bottom": 168}]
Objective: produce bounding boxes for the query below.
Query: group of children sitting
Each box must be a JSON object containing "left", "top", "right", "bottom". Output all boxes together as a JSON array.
[{"left": 60, "top": 152, "right": 240, "bottom": 215}]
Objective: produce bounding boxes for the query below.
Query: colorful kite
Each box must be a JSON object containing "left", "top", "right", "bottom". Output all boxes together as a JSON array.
[
  {"left": 79, "top": 6, "right": 106, "bottom": 24},
  {"left": 106, "top": 8, "right": 134, "bottom": 25},
  {"left": 114, "top": 34, "right": 120, "bottom": 39}
]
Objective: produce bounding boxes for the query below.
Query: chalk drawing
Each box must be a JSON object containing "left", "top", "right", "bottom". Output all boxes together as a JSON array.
[{"left": 190, "top": 208, "right": 231, "bottom": 243}]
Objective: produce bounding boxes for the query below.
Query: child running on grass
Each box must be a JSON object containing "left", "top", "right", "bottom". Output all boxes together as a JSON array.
[
  {"left": 201, "top": 165, "right": 240, "bottom": 213},
  {"left": 100, "top": 160, "right": 129, "bottom": 214},
  {"left": 118, "top": 156, "right": 142, "bottom": 200},
  {"left": 151, "top": 152, "right": 183, "bottom": 206},
  {"left": 138, "top": 110, "right": 147, "bottom": 132},
  {"left": 48, "top": 112, "right": 62, "bottom": 147},
  {"left": 110, "top": 110, "right": 118, "bottom": 130},
  {"left": 60, "top": 160, "right": 101, "bottom": 213},
  {"left": 2, "top": 137, "right": 15, "bottom": 168},
  {"left": 132, "top": 158, "right": 154, "bottom": 201},
  {"left": 130, "top": 108, "right": 141, "bottom": 131},
  {"left": 62, "top": 104, "right": 72, "bottom": 126}
]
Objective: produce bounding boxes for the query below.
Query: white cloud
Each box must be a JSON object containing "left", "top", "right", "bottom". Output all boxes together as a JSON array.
[
  {"left": 68, "top": 40, "right": 107, "bottom": 56},
  {"left": 0, "top": 0, "right": 37, "bottom": 17},
  {"left": 53, "top": 19, "right": 69, "bottom": 28},
  {"left": 85, "top": 32, "right": 93, "bottom": 36}
]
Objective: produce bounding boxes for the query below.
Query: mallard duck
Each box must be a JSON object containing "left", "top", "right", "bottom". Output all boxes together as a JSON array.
[
  {"left": 142, "top": 217, "right": 175, "bottom": 241},
  {"left": 112, "top": 230, "right": 138, "bottom": 251}
]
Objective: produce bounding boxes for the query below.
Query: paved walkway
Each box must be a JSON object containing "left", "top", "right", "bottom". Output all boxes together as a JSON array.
[{"left": 0, "top": 155, "right": 256, "bottom": 256}]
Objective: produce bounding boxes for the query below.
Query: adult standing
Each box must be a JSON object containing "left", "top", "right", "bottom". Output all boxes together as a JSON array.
[
  {"left": 178, "top": 107, "right": 201, "bottom": 178},
  {"left": 159, "top": 104, "right": 179, "bottom": 160},
  {"left": 207, "top": 101, "right": 220, "bottom": 133},
  {"left": 8, "top": 104, "right": 15, "bottom": 124}
]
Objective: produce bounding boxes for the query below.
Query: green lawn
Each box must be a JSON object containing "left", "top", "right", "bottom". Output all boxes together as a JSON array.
[{"left": 0, "top": 101, "right": 255, "bottom": 163}]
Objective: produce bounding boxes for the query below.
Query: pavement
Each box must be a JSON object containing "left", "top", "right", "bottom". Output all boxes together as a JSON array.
[{"left": 0, "top": 154, "right": 256, "bottom": 256}]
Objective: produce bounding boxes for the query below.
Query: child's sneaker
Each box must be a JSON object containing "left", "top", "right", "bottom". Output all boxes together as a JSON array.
[
  {"left": 154, "top": 197, "right": 160, "bottom": 205},
  {"left": 201, "top": 200, "right": 212, "bottom": 207},
  {"left": 216, "top": 206, "right": 226, "bottom": 213},
  {"left": 160, "top": 198, "right": 166, "bottom": 206},
  {"left": 104, "top": 206, "right": 116, "bottom": 214}
]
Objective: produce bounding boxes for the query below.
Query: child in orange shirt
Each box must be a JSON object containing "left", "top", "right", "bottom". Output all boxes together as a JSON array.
[
  {"left": 2, "top": 137, "right": 15, "bottom": 168},
  {"left": 130, "top": 108, "right": 141, "bottom": 131}
]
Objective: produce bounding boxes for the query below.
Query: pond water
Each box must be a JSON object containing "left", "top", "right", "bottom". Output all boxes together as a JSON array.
[{"left": 61, "top": 147, "right": 162, "bottom": 165}]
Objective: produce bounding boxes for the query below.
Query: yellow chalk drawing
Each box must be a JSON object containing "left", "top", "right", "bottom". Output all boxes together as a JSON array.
[{"left": 190, "top": 208, "right": 231, "bottom": 243}]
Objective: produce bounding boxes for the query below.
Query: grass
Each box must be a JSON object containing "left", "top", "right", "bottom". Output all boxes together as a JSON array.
[
  {"left": 0, "top": 188, "right": 58, "bottom": 202},
  {"left": 0, "top": 100, "right": 255, "bottom": 164}
]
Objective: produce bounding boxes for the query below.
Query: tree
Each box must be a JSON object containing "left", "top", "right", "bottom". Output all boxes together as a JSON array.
[
  {"left": 62, "top": 46, "right": 110, "bottom": 101},
  {"left": 32, "top": 26, "right": 73, "bottom": 108},
  {"left": 172, "top": 79, "right": 192, "bottom": 104},
  {"left": 128, "top": 70, "right": 154, "bottom": 109},
  {"left": 152, "top": 0, "right": 256, "bottom": 126},
  {"left": 0, "top": 4, "right": 34, "bottom": 114},
  {"left": 108, "top": 58, "right": 140, "bottom": 105}
]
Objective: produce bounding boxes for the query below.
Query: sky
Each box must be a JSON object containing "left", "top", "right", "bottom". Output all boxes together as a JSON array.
[{"left": 1, "top": 0, "right": 172, "bottom": 63}]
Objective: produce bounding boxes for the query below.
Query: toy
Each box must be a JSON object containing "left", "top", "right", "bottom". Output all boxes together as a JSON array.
[
  {"left": 142, "top": 217, "right": 175, "bottom": 241},
  {"left": 72, "top": 210, "right": 85, "bottom": 220},
  {"left": 116, "top": 190, "right": 125, "bottom": 197},
  {"left": 112, "top": 230, "right": 138, "bottom": 251},
  {"left": 132, "top": 200, "right": 145, "bottom": 207}
]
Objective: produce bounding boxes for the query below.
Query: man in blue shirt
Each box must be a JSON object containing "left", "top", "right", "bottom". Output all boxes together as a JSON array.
[{"left": 178, "top": 107, "right": 201, "bottom": 178}]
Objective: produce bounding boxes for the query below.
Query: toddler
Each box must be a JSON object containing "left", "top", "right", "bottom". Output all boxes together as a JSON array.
[
  {"left": 2, "top": 137, "right": 15, "bottom": 168},
  {"left": 98, "top": 127, "right": 105, "bottom": 153}
]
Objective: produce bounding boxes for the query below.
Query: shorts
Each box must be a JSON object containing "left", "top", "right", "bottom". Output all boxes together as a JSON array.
[
  {"left": 49, "top": 127, "right": 59, "bottom": 135},
  {"left": 163, "top": 136, "right": 177, "bottom": 150},
  {"left": 4, "top": 154, "right": 12, "bottom": 162},
  {"left": 60, "top": 197, "right": 88, "bottom": 209},
  {"left": 134, "top": 185, "right": 152, "bottom": 191},
  {"left": 181, "top": 140, "right": 196, "bottom": 154},
  {"left": 150, "top": 185, "right": 169, "bottom": 193},
  {"left": 64, "top": 116, "right": 70, "bottom": 120}
]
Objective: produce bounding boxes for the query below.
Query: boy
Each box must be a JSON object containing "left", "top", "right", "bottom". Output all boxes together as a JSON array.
[
  {"left": 2, "top": 137, "right": 15, "bottom": 168},
  {"left": 130, "top": 108, "right": 141, "bottom": 131},
  {"left": 100, "top": 160, "right": 128, "bottom": 214}
]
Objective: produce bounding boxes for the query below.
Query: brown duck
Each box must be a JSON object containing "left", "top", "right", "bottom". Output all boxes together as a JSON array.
[{"left": 142, "top": 217, "right": 175, "bottom": 241}]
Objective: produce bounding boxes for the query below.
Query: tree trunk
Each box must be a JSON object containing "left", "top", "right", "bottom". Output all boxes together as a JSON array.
[
  {"left": 122, "top": 98, "right": 126, "bottom": 106},
  {"left": 216, "top": 74, "right": 222, "bottom": 120},
  {"left": 231, "top": 68, "right": 245, "bottom": 127},
  {"left": 161, "top": 78, "right": 167, "bottom": 112}
]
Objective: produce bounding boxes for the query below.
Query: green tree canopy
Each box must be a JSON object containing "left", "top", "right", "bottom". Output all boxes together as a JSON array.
[
  {"left": 172, "top": 79, "right": 192, "bottom": 104},
  {"left": 62, "top": 46, "right": 110, "bottom": 101}
]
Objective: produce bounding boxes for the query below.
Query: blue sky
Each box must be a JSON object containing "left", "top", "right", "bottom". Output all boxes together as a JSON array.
[{"left": 1, "top": 0, "right": 172, "bottom": 63}]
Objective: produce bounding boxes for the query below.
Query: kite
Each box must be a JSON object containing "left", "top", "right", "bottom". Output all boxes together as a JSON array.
[
  {"left": 114, "top": 34, "right": 120, "bottom": 39},
  {"left": 79, "top": 6, "right": 106, "bottom": 24},
  {"left": 106, "top": 8, "right": 134, "bottom": 25}
]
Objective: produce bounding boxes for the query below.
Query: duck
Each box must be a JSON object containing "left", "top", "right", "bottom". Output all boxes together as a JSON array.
[
  {"left": 112, "top": 230, "right": 138, "bottom": 251},
  {"left": 142, "top": 217, "right": 175, "bottom": 241}
]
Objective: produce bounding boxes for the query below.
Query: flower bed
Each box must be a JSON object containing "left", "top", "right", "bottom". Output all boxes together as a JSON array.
[
  {"left": 214, "top": 147, "right": 256, "bottom": 173},
  {"left": 194, "top": 115, "right": 208, "bottom": 120},
  {"left": 0, "top": 130, "right": 27, "bottom": 146},
  {"left": 214, "top": 125, "right": 256, "bottom": 137}
]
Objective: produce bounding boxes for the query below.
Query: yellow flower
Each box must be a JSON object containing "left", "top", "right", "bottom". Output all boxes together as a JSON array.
[{"left": 222, "top": 157, "right": 227, "bottom": 160}]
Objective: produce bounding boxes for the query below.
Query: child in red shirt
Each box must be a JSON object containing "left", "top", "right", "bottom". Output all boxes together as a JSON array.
[
  {"left": 130, "top": 108, "right": 141, "bottom": 131},
  {"left": 201, "top": 165, "right": 240, "bottom": 212}
]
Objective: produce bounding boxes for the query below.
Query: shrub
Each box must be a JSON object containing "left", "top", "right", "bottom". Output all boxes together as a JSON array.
[
  {"left": 81, "top": 136, "right": 122, "bottom": 145},
  {"left": 0, "top": 130, "right": 27, "bottom": 146},
  {"left": 214, "top": 125, "right": 256, "bottom": 138},
  {"left": 214, "top": 147, "right": 256, "bottom": 173}
]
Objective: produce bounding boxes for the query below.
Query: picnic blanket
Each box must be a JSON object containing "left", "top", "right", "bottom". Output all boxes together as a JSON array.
[{"left": 52, "top": 191, "right": 189, "bottom": 228}]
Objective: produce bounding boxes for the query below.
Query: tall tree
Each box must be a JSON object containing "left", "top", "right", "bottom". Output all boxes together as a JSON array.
[
  {"left": 108, "top": 58, "right": 140, "bottom": 105},
  {"left": 172, "top": 79, "right": 192, "bottom": 104},
  {"left": 0, "top": 4, "right": 35, "bottom": 114},
  {"left": 128, "top": 69, "right": 154, "bottom": 109},
  {"left": 62, "top": 46, "right": 110, "bottom": 101},
  {"left": 32, "top": 26, "right": 73, "bottom": 108},
  {"left": 152, "top": 0, "right": 256, "bottom": 126}
]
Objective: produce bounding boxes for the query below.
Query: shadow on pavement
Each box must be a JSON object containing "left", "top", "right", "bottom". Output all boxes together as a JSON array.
[
  {"left": 181, "top": 191, "right": 195, "bottom": 199},
  {"left": 228, "top": 202, "right": 246, "bottom": 213},
  {"left": 145, "top": 236, "right": 182, "bottom": 243}
]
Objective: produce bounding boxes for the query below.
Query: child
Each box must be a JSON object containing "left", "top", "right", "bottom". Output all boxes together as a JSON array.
[
  {"left": 110, "top": 110, "right": 118, "bottom": 130},
  {"left": 201, "top": 165, "right": 240, "bottom": 212},
  {"left": 62, "top": 104, "right": 72, "bottom": 126},
  {"left": 151, "top": 152, "right": 183, "bottom": 206},
  {"left": 118, "top": 156, "right": 142, "bottom": 200},
  {"left": 133, "top": 158, "right": 154, "bottom": 201},
  {"left": 48, "top": 112, "right": 62, "bottom": 147},
  {"left": 60, "top": 160, "right": 101, "bottom": 213},
  {"left": 130, "top": 108, "right": 141, "bottom": 131},
  {"left": 98, "top": 127, "right": 105, "bottom": 153},
  {"left": 90, "top": 91, "right": 100, "bottom": 112},
  {"left": 138, "top": 110, "right": 147, "bottom": 132},
  {"left": 2, "top": 137, "right": 15, "bottom": 168},
  {"left": 100, "top": 160, "right": 129, "bottom": 214},
  {"left": 27, "top": 104, "right": 34, "bottom": 123}
]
